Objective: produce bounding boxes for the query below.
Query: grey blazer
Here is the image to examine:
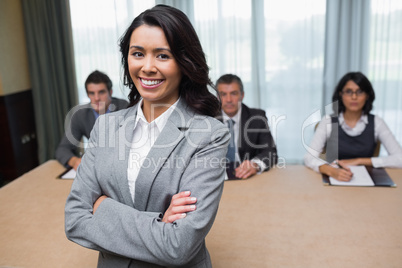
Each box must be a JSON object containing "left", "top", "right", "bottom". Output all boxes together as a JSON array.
[
  {"left": 55, "top": 97, "right": 128, "bottom": 166},
  {"left": 65, "top": 98, "right": 229, "bottom": 267}
]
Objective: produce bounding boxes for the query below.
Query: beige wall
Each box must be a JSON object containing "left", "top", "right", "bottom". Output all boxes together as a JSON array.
[{"left": 0, "top": 0, "right": 31, "bottom": 96}]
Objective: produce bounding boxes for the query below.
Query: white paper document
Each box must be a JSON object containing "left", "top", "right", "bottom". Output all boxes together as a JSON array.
[
  {"left": 329, "top": 166, "right": 375, "bottom": 186},
  {"left": 60, "top": 168, "right": 76, "bottom": 179}
]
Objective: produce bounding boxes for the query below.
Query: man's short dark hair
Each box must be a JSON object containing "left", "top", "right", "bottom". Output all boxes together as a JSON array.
[
  {"left": 85, "top": 70, "right": 112, "bottom": 93},
  {"left": 216, "top": 74, "right": 244, "bottom": 93}
]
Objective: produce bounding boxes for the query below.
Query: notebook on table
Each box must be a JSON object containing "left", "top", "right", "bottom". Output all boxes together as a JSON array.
[
  {"left": 57, "top": 168, "right": 76, "bottom": 179},
  {"left": 322, "top": 166, "right": 396, "bottom": 187}
]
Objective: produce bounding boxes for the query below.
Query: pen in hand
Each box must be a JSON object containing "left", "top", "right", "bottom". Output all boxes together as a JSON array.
[
  {"left": 334, "top": 160, "right": 345, "bottom": 169},
  {"left": 334, "top": 160, "right": 353, "bottom": 181}
]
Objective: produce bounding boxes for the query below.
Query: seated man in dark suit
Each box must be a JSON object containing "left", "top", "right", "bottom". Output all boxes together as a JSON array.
[
  {"left": 56, "top": 70, "right": 128, "bottom": 170},
  {"left": 216, "top": 74, "right": 278, "bottom": 179}
]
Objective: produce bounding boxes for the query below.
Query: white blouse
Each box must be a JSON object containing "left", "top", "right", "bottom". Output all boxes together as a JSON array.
[
  {"left": 127, "top": 98, "right": 179, "bottom": 202},
  {"left": 304, "top": 113, "right": 402, "bottom": 172}
]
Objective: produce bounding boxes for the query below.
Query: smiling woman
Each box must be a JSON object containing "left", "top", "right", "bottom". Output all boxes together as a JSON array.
[
  {"left": 65, "top": 5, "right": 229, "bottom": 268},
  {"left": 127, "top": 24, "right": 182, "bottom": 121},
  {"left": 119, "top": 5, "right": 221, "bottom": 117}
]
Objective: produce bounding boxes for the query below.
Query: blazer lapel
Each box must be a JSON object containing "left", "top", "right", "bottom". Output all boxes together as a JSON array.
[
  {"left": 238, "top": 103, "right": 250, "bottom": 158},
  {"left": 134, "top": 99, "right": 191, "bottom": 211},
  {"left": 113, "top": 105, "right": 138, "bottom": 207}
]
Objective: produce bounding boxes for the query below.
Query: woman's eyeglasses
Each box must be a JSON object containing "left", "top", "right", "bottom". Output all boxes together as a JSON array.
[{"left": 341, "top": 89, "right": 365, "bottom": 97}]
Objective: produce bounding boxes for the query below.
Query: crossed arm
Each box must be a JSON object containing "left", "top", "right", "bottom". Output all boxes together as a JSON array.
[
  {"left": 65, "top": 117, "right": 229, "bottom": 266},
  {"left": 93, "top": 191, "right": 197, "bottom": 223},
  {"left": 235, "top": 112, "right": 278, "bottom": 179}
]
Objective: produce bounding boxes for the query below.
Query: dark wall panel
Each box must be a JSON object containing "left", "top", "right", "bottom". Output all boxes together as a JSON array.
[{"left": 0, "top": 90, "right": 38, "bottom": 185}]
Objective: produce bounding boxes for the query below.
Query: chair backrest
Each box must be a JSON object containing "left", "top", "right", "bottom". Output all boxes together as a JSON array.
[{"left": 373, "top": 141, "right": 381, "bottom": 157}]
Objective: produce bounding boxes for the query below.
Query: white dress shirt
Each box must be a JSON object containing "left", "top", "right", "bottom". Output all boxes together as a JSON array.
[
  {"left": 304, "top": 112, "right": 402, "bottom": 172},
  {"left": 127, "top": 98, "right": 179, "bottom": 202},
  {"left": 222, "top": 106, "right": 266, "bottom": 173}
]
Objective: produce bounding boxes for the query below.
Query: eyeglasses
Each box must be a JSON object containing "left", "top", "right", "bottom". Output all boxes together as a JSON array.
[{"left": 341, "top": 89, "right": 366, "bottom": 97}]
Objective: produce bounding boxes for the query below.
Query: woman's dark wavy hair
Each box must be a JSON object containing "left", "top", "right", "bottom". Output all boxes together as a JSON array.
[
  {"left": 332, "top": 71, "right": 375, "bottom": 114},
  {"left": 119, "top": 4, "right": 220, "bottom": 117}
]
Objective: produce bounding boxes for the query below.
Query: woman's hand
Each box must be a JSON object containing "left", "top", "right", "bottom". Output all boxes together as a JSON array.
[
  {"left": 162, "top": 191, "right": 197, "bottom": 223},
  {"left": 319, "top": 162, "right": 353, "bottom": 182},
  {"left": 338, "top": 158, "right": 372, "bottom": 167},
  {"left": 93, "top": 195, "right": 108, "bottom": 214},
  {"left": 330, "top": 165, "right": 353, "bottom": 181}
]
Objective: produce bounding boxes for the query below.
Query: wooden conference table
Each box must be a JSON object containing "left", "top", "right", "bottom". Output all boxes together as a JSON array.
[{"left": 0, "top": 160, "right": 401, "bottom": 267}]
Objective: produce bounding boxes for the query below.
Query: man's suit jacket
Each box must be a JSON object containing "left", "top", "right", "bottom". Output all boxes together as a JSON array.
[
  {"left": 220, "top": 104, "right": 278, "bottom": 171},
  {"left": 65, "top": 98, "right": 229, "bottom": 267},
  {"left": 55, "top": 97, "right": 128, "bottom": 166}
]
